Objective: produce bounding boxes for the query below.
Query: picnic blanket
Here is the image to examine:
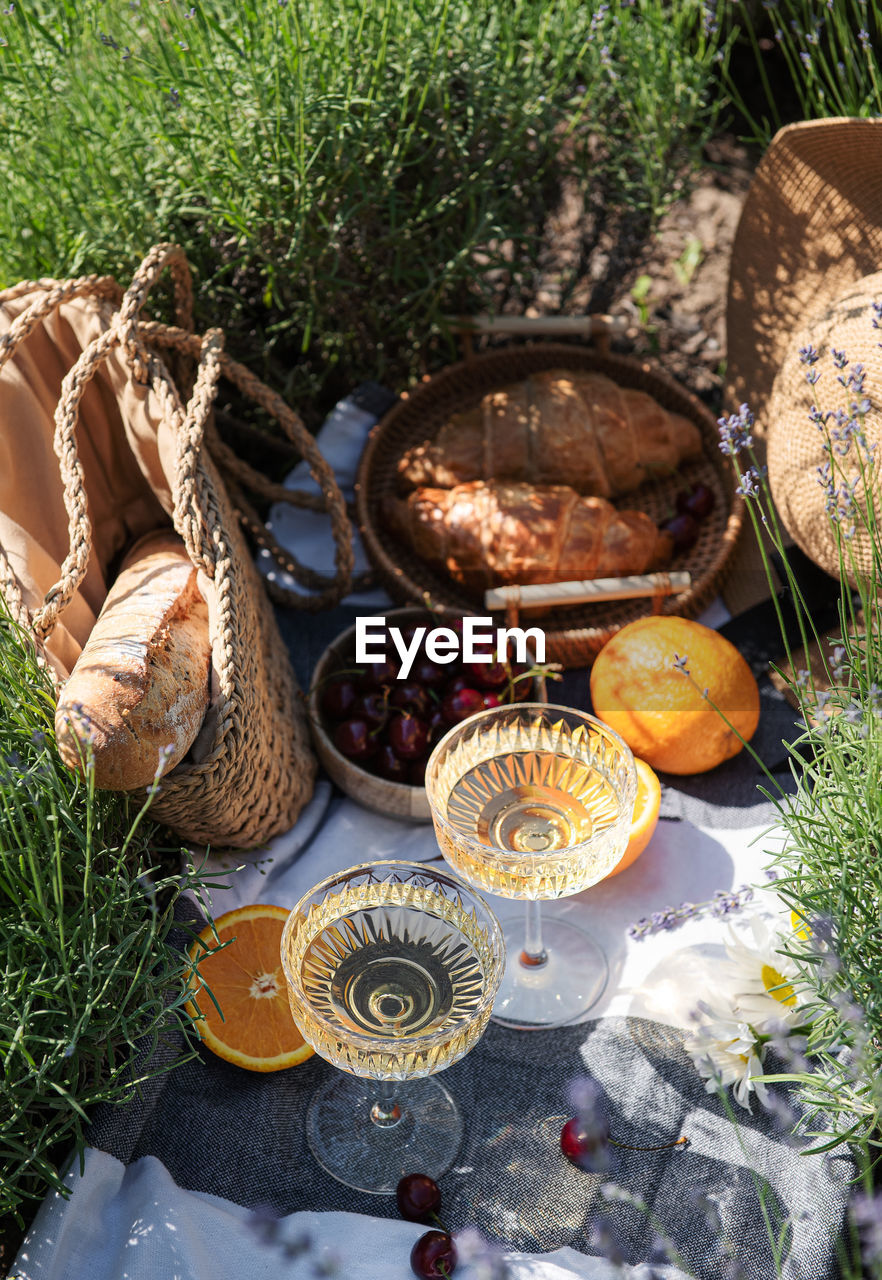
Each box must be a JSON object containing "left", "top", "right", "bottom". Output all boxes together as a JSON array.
[{"left": 12, "top": 394, "right": 852, "bottom": 1280}]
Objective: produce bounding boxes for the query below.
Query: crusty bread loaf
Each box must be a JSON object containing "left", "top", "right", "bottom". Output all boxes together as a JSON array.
[
  {"left": 55, "top": 529, "right": 212, "bottom": 790},
  {"left": 397, "top": 370, "right": 703, "bottom": 495},
  {"left": 383, "top": 481, "right": 673, "bottom": 593}
]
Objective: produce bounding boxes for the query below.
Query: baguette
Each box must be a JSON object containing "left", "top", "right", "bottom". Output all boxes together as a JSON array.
[
  {"left": 383, "top": 480, "right": 673, "bottom": 593},
  {"left": 55, "top": 530, "right": 211, "bottom": 790},
  {"left": 397, "top": 369, "right": 702, "bottom": 495}
]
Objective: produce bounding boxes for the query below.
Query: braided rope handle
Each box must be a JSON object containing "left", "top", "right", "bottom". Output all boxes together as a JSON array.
[
  {"left": 0, "top": 244, "right": 355, "bottom": 642},
  {"left": 140, "top": 321, "right": 356, "bottom": 611}
]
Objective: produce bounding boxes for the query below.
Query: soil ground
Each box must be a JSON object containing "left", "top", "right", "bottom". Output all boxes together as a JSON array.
[{"left": 529, "top": 131, "right": 757, "bottom": 413}]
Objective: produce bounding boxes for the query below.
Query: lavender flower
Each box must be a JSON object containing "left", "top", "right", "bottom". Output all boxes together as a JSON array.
[
  {"left": 589, "top": 1215, "right": 625, "bottom": 1266},
  {"left": 852, "top": 1190, "right": 882, "bottom": 1263},
  {"left": 629, "top": 885, "right": 755, "bottom": 938},
  {"left": 454, "top": 1228, "right": 510, "bottom": 1279},
  {"left": 673, "top": 652, "right": 690, "bottom": 673},
  {"left": 799, "top": 344, "right": 820, "bottom": 365},
  {"left": 735, "top": 466, "right": 764, "bottom": 499},
  {"left": 717, "top": 403, "right": 755, "bottom": 456},
  {"left": 858, "top": 27, "right": 871, "bottom": 50}
]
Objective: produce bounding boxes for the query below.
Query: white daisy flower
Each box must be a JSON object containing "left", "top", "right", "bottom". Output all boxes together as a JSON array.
[
  {"left": 723, "top": 912, "right": 803, "bottom": 1034},
  {"left": 684, "top": 999, "right": 770, "bottom": 1111}
]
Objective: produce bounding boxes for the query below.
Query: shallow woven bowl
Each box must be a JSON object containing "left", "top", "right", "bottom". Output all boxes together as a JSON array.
[
  {"left": 355, "top": 345, "right": 744, "bottom": 668},
  {"left": 308, "top": 606, "right": 546, "bottom": 823}
]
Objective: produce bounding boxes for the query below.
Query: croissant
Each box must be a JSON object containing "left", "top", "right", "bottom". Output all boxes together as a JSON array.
[
  {"left": 383, "top": 480, "right": 673, "bottom": 593},
  {"left": 398, "top": 369, "right": 702, "bottom": 496}
]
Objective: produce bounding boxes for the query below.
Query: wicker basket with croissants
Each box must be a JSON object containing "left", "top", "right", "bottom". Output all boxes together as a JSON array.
[{"left": 380, "top": 367, "right": 705, "bottom": 591}]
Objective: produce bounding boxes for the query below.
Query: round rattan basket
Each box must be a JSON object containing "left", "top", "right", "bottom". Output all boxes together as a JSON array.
[{"left": 355, "top": 341, "right": 744, "bottom": 668}]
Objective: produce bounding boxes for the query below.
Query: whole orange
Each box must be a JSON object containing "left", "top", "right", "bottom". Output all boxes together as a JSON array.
[{"left": 590, "top": 616, "right": 760, "bottom": 775}]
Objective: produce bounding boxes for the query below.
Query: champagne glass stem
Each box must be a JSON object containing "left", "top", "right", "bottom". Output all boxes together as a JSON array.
[
  {"left": 370, "top": 1078, "right": 403, "bottom": 1128},
  {"left": 519, "top": 900, "right": 548, "bottom": 969}
]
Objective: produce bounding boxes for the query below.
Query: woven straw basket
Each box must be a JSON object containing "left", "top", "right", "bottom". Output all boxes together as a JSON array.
[
  {"left": 356, "top": 331, "right": 743, "bottom": 668},
  {"left": 0, "top": 244, "right": 354, "bottom": 849}
]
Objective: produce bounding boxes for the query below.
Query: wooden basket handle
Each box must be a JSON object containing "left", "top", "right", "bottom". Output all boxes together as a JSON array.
[{"left": 444, "top": 313, "right": 628, "bottom": 360}]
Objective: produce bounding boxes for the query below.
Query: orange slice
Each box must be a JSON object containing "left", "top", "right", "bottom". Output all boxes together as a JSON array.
[
  {"left": 605, "top": 757, "right": 662, "bottom": 878},
  {"left": 185, "top": 904, "right": 314, "bottom": 1072}
]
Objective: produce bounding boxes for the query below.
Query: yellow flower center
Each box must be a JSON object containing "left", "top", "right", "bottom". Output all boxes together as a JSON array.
[
  {"left": 761, "top": 964, "right": 796, "bottom": 1006},
  {"left": 790, "top": 909, "right": 810, "bottom": 941}
]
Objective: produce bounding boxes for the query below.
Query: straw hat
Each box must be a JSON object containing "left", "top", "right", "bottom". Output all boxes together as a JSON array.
[{"left": 723, "top": 118, "right": 882, "bottom": 608}]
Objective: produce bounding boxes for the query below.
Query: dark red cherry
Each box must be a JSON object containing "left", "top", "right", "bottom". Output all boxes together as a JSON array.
[
  {"left": 482, "top": 692, "right": 501, "bottom": 710},
  {"left": 396, "top": 1172, "right": 441, "bottom": 1223},
  {"left": 442, "top": 687, "right": 485, "bottom": 725},
  {"left": 391, "top": 681, "right": 431, "bottom": 718},
  {"left": 463, "top": 660, "right": 508, "bottom": 689},
  {"left": 411, "top": 656, "right": 447, "bottom": 688},
  {"left": 675, "top": 483, "right": 715, "bottom": 521},
  {"left": 320, "top": 676, "right": 358, "bottom": 720},
  {"left": 427, "top": 707, "right": 448, "bottom": 745},
  {"left": 443, "top": 674, "right": 471, "bottom": 698},
  {"left": 333, "top": 718, "right": 377, "bottom": 761},
  {"left": 374, "top": 742, "right": 409, "bottom": 782},
  {"left": 560, "top": 1115, "right": 610, "bottom": 1171},
  {"left": 410, "top": 1230, "right": 457, "bottom": 1279},
  {"left": 408, "top": 755, "right": 429, "bottom": 787},
  {"left": 389, "top": 714, "right": 429, "bottom": 760},
  {"left": 357, "top": 657, "right": 399, "bottom": 690},
  {"left": 353, "top": 690, "right": 389, "bottom": 728},
  {"left": 659, "top": 511, "right": 700, "bottom": 554}
]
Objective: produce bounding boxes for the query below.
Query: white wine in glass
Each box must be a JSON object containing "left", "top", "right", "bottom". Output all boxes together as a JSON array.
[
  {"left": 425, "top": 704, "right": 637, "bottom": 1029},
  {"left": 281, "top": 861, "right": 504, "bottom": 1193}
]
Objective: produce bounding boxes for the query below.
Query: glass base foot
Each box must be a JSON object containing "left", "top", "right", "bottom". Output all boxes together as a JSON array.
[
  {"left": 491, "top": 912, "right": 608, "bottom": 1030},
  {"left": 306, "top": 1074, "right": 463, "bottom": 1194}
]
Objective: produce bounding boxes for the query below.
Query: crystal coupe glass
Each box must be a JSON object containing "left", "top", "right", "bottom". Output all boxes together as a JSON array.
[
  {"left": 425, "top": 704, "right": 637, "bottom": 1030},
  {"left": 280, "top": 860, "right": 504, "bottom": 1193}
]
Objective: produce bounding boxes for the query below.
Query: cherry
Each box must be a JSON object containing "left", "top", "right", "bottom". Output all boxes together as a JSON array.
[
  {"left": 463, "top": 660, "right": 508, "bottom": 689},
  {"left": 675, "top": 483, "right": 715, "bottom": 521},
  {"left": 659, "top": 511, "right": 700, "bottom": 554},
  {"left": 353, "top": 690, "right": 389, "bottom": 728},
  {"left": 560, "top": 1115, "right": 610, "bottom": 1172},
  {"left": 409, "top": 755, "right": 429, "bottom": 787},
  {"left": 357, "top": 657, "right": 399, "bottom": 690},
  {"left": 374, "top": 742, "right": 410, "bottom": 782},
  {"left": 442, "top": 687, "right": 485, "bottom": 725},
  {"left": 426, "top": 706, "right": 448, "bottom": 744},
  {"left": 391, "top": 681, "right": 431, "bottom": 718},
  {"left": 412, "top": 656, "right": 447, "bottom": 688},
  {"left": 443, "top": 674, "right": 471, "bottom": 698},
  {"left": 333, "top": 718, "right": 378, "bottom": 761},
  {"left": 482, "top": 692, "right": 501, "bottom": 710},
  {"left": 389, "top": 713, "right": 429, "bottom": 760},
  {"left": 320, "top": 676, "right": 358, "bottom": 720},
  {"left": 396, "top": 1173, "right": 441, "bottom": 1223},
  {"left": 410, "top": 1230, "right": 457, "bottom": 1279}
]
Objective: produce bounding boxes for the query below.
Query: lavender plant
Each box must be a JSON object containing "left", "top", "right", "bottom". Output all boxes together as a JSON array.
[
  {"left": 0, "top": 601, "right": 213, "bottom": 1226},
  {"left": 0, "top": 0, "right": 729, "bottom": 413},
  {"left": 724, "top": 0, "right": 882, "bottom": 143},
  {"left": 711, "top": 307, "right": 882, "bottom": 1164}
]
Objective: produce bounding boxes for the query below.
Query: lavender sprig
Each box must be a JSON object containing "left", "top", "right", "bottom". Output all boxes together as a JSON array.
[{"left": 628, "top": 885, "right": 755, "bottom": 938}]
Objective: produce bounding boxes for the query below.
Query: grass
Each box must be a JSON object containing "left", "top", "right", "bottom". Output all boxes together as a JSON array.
[
  {"left": 0, "top": 601, "right": 212, "bottom": 1227},
  {"left": 0, "top": 0, "right": 728, "bottom": 416}
]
